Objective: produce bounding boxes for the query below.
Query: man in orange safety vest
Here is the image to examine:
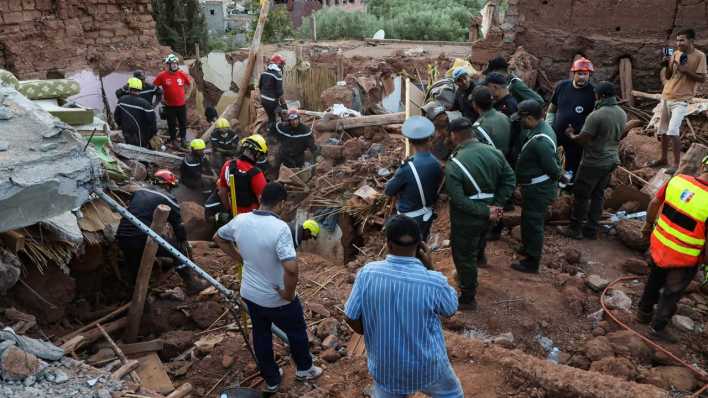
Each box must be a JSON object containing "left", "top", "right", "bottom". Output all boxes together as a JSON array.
[{"left": 637, "top": 156, "right": 708, "bottom": 342}]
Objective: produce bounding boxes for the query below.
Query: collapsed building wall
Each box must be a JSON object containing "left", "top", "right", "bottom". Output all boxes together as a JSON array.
[
  {"left": 0, "top": 0, "right": 167, "bottom": 79},
  {"left": 482, "top": 0, "right": 708, "bottom": 93}
]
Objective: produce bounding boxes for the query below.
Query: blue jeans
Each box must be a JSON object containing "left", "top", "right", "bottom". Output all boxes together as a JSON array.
[
  {"left": 244, "top": 297, "right": 313, "bottom": 386},
  {"left": 373, "top": 364, "right": 464, "bottom": 398}
]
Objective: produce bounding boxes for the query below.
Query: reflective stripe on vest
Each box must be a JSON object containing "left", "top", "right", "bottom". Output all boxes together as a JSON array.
[
  {"left": 520, "top": 133, "right": 556, "bottom": 186},
  {"left": 473, "top": 123, "right": 495, "bottom": 149},
  {"left": 450, "top": 157, "right": 494, "bottom": 200},
  {"left": 397, "top": 162, "right": 433, "bottom": 221},
  {"left": 650, "top": 175, "right": 708, "bottom": 268}
]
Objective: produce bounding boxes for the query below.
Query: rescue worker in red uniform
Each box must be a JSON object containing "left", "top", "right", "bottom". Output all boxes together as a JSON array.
[
  {"left": 204, "top": 134, "right": 269, "bottom": 223},
  {"left": 637, "top": 156, "right": 708, "bottom": 342}
]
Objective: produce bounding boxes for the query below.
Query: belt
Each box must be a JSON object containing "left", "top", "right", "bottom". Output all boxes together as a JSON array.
[
  {"left": 398, "top": 207, "right": 434, "bottom": 221},
  {"left": 523, "top": 174, "right": 551, "bottom": 185},
  {"left": 469, "top": 193, "right": 495, "bottom": 200}
]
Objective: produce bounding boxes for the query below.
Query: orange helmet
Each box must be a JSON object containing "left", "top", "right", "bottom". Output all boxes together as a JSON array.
[
  {"left": 154, "top": 169, "right": 177, "bottom": 186},
  {"left": 571, "top": 57, "right": 594, "bottom": 73},
  {"left": 270, "top": 53, "right": 286, "bottom": 66}
]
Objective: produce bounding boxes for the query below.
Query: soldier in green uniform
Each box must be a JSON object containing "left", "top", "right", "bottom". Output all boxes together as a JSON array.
[
  {"left": 471, "top": 86, "right": 511, "bottom": 155},
  {"left": 511, "top": 100, "right": 562, "bottom": 274},
  {"left": 445, "top": 117, "right": 516, "bottom": 310}
]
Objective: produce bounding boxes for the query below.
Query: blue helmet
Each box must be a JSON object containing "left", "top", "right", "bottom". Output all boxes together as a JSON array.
[
  {"left": 402, "top": 116, "right": 434, "bottom": 140},
  {"left": 452, "top": 67, "right": 469, "bottom": 81}
]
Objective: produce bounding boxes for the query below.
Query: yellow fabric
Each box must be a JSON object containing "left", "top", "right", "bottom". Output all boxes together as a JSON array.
[
  {"left": 664, "top": 175, "right": 708, "bottom": 223},
  {"left": 303, "top": 219, "right": 320, "bottom": 237},
  {"left": 653, "top": 228, "right": 702, "bottom": 256},
  {"left": 190, "top": 139, "right": 206, "bottom": 150},
  {"left": 657, "top": 218, "right": 705, "bottom": 246},
  {"left": 127, "top": 77, "right": 143, "bottom": 90},
  {"left": 215, "top": 117, "right": 230, "bottom": 129},
  {"left": 445, "top": 59, "right": 478, "bottom": 78}
]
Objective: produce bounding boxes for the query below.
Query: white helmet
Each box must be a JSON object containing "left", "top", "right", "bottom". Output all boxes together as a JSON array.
[{"left": 164, "top": 54, "right": 179, "bottom": 64}]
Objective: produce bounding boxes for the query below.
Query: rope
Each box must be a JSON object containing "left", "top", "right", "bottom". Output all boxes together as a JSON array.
[{"left": 600, "top": 276, "right": 708, "bottom": 395}]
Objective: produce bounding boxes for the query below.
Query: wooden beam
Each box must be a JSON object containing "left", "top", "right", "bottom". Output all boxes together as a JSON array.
[
  {"left": 60, "top": 336, "right": 85, "bottom": 355},
  {"left": 119, "top": 339, "right": 165, "bottom": 356},
  {"left": 58, "top": 303, "right": 130, "bottom": 344},
  {"left": 124, "top": 205, "right": 171, "bottom": 343},
  {"left": 166, "top": 383, "right": 193, "bottom": 398},
  {"left": 111, "top": 360, "right": 139, "bottom": 381},
  {"left": 98, "top": 323, "right": 141, "bottom": 384},
  {"left": 201, "top": 0, "right": 271, "bottom": 141},
  {"left": 113, "top": 143, "right": 182, "bottom": 168},
  {"left": 1, "top": 230, "right": 25, "bottom": 252},
  {"left": 314, "top": 112, "right": 405, "bottom": 132},
  {"left": 619, "top": 58, "right": 634, "bottom": 107},
  {"left": 71, "top": 316, "right": 128, "bottom": 349}
]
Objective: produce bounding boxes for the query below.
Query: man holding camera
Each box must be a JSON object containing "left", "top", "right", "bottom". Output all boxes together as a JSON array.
[{"left": 649, "top": 29, "right": 707, "bottom": 173}]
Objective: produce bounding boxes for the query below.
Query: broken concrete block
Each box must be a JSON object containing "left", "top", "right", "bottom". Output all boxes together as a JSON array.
[
  {"left": 621, "top": 258, "right": 648, "bottom": 275},
  {"left": 0, "top": 346, "right": 43, "bottom": 381},
  {"left": 615, "top": 219, "right": 649, "bottom": 251},
  {"left": 585, "top": 275, "right": 609, "bottom": 292},
  {"left": 671, "top": 315, "right": 695, "bottom": 332},
  {"left": 605, "top": 289, "right": 632, "bottom": 311}
]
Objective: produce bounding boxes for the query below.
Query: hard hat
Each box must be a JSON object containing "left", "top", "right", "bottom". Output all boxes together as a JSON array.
[
  {"left": 215, "top": 117, "right": 230, "bottom": 129},
  {"left": 452, "top": 67, "right": 469, "bottom": 81},
  {"left": 154, "top": 169, "right": 177, "bottom": 186},
  {"left": 164, "top": 54, "right": 179, "bottom": 64},
  {"left": 190, "top": 139, "right": 206, "bottom": 151},
  {"left": 402, "top": 116, "right": 434, "bottom": 140},
  {"left": 127, "top": 77, "right": 143, "bottom": 91},
  {"left": 270, "top": 53, "right": 286, "bottom": 65},
  {"left": 287, "top": 108, "right": 300, "bottom": 120},
  {"left": 702, "top": 155, "right": 708, "bottom": 165},
  {"left": 241, "top": 134, "right": 268, "bottom": 154},
  {"left": 571, "top": 57, "right": 594, "bottom": 73},
  {"left": 303, "top": 219, "right": 320, "bottom": 237},
  {"left": 422, "top": 101, "right": 446, "bottom": 121}
]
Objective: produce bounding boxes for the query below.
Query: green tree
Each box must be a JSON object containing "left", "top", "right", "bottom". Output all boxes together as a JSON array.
[
  {"left": 152, "top": 0, "right": 208, "bottom": 57},
  {"left": 248, "top": 1, "right": 295, "bottom": 43}
]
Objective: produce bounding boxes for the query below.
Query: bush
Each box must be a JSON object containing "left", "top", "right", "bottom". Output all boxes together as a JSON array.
[
  {"left": 299, "top": 9, "right": 380, "bottom": 40},
  {"left": 248, "top": 1, "right": 295, "bottom": 43}
]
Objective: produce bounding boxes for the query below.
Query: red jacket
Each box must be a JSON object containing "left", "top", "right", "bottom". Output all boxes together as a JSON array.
[{"left": 153, "top": 70, "right": 191, "bottom": 107}]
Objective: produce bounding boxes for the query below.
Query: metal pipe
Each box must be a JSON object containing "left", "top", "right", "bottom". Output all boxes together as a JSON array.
[{"left": 94, "top": 189, "right": 289, "bottom": 345}]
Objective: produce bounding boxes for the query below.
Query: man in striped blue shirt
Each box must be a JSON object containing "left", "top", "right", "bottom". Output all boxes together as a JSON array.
[{"left": 344, "top": 215, "right": 463, "bottom": 398}]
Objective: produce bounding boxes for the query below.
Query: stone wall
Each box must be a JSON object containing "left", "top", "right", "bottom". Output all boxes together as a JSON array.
[
  {"left": 474, "top": 0, "right": 708, "bottom": 93},
  {"left": 0, "top": 0, "right": 168, "bottom": 79}
]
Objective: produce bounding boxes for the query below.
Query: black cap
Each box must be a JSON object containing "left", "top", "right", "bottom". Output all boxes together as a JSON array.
[
  {"left": 385, "top": 215, "right": 421, "bottom": 247},
  {"left": 517, "top": 99, "right": 544, "bottom": 119},
  {"left": 448, "top": 117, "right": 474, "bottom": 132},
  {"left": 594, "top": 81, "right": 616, "bottom": 98},
  {"left": 486, "top": 56, "right": 509, "bottom": 74},
  {"left": 484, "top": 72, "right": 508, "bottom": 85},
  {"left": 472, "top": 86, "right": 493, "bottom": 110},
  {"left": 133, "top": 70, "right": 145, "bottom": 79}
]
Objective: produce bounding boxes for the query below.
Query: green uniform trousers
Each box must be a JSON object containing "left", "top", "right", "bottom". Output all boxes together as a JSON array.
[
  {"left": 520, "top": 180, "right": 557, "bottom": 263},
  {"left": 451, "top": 218, "right": 489, "bottom": 298}
]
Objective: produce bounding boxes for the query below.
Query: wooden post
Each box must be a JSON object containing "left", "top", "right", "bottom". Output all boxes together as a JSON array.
[
  {"left": 311, "top": 14, "right": 317, "bottom": 42},
  {"left": 123, "top": 205, "right": 171, "bottom": 343},
  {"left": 166, "top": 383, "right": 193, "bottom": 398},
  {"left": 336, "top": 49, "right": 344, "bottom": 81},
  {"left": 201, "top": 0, "right": 270, "bottom": 142},
  {"left": 314, "top": 112, "right": 405, "bottom": 132},
  {"left": 404, "top": 77, "right": 412, "bottom": 157},
  {"left": 98, "top": 323, "right": 141, "bottom": 384},
  {"left": 619, "top": 58, "right": 634, "bottom": 106}
]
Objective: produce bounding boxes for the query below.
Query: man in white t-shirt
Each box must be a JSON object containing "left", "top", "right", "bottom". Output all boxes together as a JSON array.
[{"left": 214, "top": 182, "right": 323, "bottom": 393}]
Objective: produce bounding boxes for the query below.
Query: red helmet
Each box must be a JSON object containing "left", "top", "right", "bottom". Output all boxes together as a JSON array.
[
  {"left": 571, "top": 57, "right": 594, "bottom": 73},
  {"left": 270, "top": 53, "right": 286, "bottom": 66},
  {"left": 154, "top": 169, "right": 177, "bottom": 186}
]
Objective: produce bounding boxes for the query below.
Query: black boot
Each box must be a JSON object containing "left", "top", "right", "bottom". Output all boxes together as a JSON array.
[
  {"left": 487, "top": 222, "right": 503, "bottom": 242},
  {"left": 636, "top": 308, "right": 653, "bottom": 324},
  {"left": 176, "top": 267, "right": 210, "bottom": 295},
  {"left": 510, "top": 258, "right": 539, "bottom": 274},
  {"left": 458, "top": 294, "right": 478, "bottom": 311},
  {"left": 558, "top": 225, "right": 583, "bottom": 240}
]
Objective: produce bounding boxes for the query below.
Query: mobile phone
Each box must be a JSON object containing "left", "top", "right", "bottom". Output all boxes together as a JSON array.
[
  {"left": 662, "top": 47, "right": 674, "bottom": 58},
  {"left": 680, "top": 53, "right": 688, "bottom": 65}
]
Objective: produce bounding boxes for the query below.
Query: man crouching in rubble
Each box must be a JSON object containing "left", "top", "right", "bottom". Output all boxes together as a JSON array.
[
  {"left": 344, "top": 215, "right": 463, "bottom": 398},
  {"left": 115, "top": 170, "right": 208, "bottom": 294}
]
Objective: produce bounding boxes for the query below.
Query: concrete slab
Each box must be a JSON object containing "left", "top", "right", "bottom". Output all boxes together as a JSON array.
[{"left": 0, "top": 86, "right": 102, "bottom": 233}]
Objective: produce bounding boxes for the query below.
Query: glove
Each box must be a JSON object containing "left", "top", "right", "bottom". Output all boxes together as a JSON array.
[{"left": 546, "top": 112, "right": 556, "bottom": 126}]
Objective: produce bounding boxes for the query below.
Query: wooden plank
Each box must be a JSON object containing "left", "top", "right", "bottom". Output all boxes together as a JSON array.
[
  {"left": 619, "top": 58, "right": 634, "bottom": 107},
  {"left": 1, "top": 230, "right": 25, "bottom": 252},
  {"left": 119, "top": 339, "right": 165, "bottom": 356},
  {"left": 113, "top": 143, "right": 182, "bottom": 168},
  {"left": 59, "top": 303, "right": 130, "bottom": 344},
  {"left": 346, "top": 333, "right": 366, "bottom": 358},
  {"left": 314, "top": 112, "right": 405, "bottom": 132},
  {"left": 135, "top": 353, "right": 175, "bottom": 395},
  {"left": 98, "top": 323, "right": 141, "bottom": 384},
  {"left": 111, "top": 360, "right": 139, "bottom": 381},
  {"left": 166, "top": 383, "right": 193, "bottom": 398},
  {"left": 60, "top": 336, "right": 85, "bottom": 355},
  {"left": 73, "top": 317, "right": 128, "bottom": 349},
  {"left": 641, "top": 168, "right": 672, "bottom": 198},
  {"left": 124, "top": 205, "right": 171, "bottom": 343}
]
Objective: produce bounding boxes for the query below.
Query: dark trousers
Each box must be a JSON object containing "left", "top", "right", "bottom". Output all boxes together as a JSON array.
[
  {"left": 451, "top": 219, "right": 488, "bottom": 299},
  {"left": 244, "top": 297, "right": 313, "bottom": 386},
  {"left": 262, "top": 100, "right": 279, "bottom": 134},
  {"left": 558, "top": 133, "right": 583, "bottom": 176},
  {"left": 638, "top": 261, "right": 698, "bottom": 331},
  {"left": 521, "top": 180, "right": 557, "bottom": 264},
  {"left": 570, "top": 164, "right": 615, "bottom": 234},
  {"left": 117, "top": 236, "right": 174, "bottom": 284},
  {"left": 165, "top": 105, "right": 187, "bottom": 142}
]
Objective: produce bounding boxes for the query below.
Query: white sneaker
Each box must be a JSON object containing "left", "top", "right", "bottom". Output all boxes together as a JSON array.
[
  {"left": 295, "top": 365, "right": 323, "bottom": 381},
  {"left": 264, "top": 368, "right": 283, "bottom": 392}
]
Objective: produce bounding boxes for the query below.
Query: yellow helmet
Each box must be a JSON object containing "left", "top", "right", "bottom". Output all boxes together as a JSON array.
[
  {"left": 303, "top": 219, "right": 320, "bottom": 237},
  {"left": 241, "top": 134, "right": 268, "bottom": 154},
  {"left": 127, "top": 77, "right": 143, "bottom": 91},
  {"left": 190, "top": 138, "right": 206, "bottom": 150},
  {"left": 215, "top": 117, "right": 230, "bottom": 129}
]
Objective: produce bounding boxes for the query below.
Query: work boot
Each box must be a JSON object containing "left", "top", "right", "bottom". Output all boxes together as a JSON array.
[
  {"left": 649, "top": 326, "right": 679, "bottom": 344},
  {"left": 558, "top": 225, "right": 583, "bottom": 240},
  {"left": 176, "top": 267, "right": 210, "bottom": 295},
  {"left": 458, "top": 294, "right": 478, "bottom": 311},
  {"left": 636, "top": 309, "right": 653, "bottom": 325},
  {"left": 510, "top": 259, "right": 539, "bottom": 274}
]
